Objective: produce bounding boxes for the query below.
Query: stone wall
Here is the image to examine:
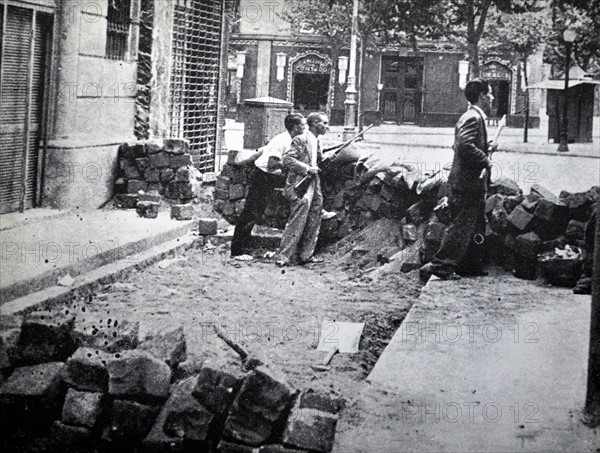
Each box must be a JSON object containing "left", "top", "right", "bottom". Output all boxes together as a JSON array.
[{"left": 214, "top": 154, "right": 289, "bottom": 230}]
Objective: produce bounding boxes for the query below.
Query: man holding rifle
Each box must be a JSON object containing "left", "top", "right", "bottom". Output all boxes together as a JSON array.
[
  {"left": 275, "top": 112, "right": 332, "bottom": 267},
  {"left": 420, "top": 78, "right": 498, "bottom": 281},
  {"left": 230, "top": 113, "right": 339, "bottom": 259}
]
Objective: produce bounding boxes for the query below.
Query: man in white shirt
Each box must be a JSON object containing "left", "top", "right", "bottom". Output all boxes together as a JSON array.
[{"left": 231, "top": 113, "right": 306, "bottom": 257}]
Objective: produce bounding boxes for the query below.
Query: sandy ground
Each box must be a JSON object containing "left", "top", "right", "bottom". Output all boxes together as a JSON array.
[
  {"left": 88, "top": 238, "right": 421, "bottom": 398},
  {"left": 70, "top": 198, "right": 424, "bottom": 453}
]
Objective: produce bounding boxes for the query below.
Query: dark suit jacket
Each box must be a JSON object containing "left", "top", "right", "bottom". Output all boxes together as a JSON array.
[
  {"left": 281, "top": 132, "right": 323, "bottom": 201},
  {"left": 447, "top": 106, "right": 491, "bottom": 193}
]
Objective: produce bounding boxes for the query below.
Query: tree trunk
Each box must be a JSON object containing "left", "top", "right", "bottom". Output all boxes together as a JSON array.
[
  {"left": 466, "top": 1, "right": 479, "bottom": 78},
  {"left": 466, "top": 0, "right": 491, "bottom": 79},
  {"left": 468, "top": 39, "right": 480, "bottom": 78}
]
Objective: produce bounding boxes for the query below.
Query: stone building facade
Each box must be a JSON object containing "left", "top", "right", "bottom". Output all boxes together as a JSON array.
[
  {"left": 227, "top": 0, "right": 544, "bottom": 128},
  {"left": 0, "top": 0, "right": 226, "bottom": 214}
]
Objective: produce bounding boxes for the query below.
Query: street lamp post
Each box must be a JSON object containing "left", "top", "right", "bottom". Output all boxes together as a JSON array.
[
  {"left": 343, "top": 0, "right": 359, "bottom": 141},
  {"left": 558, "top": 28, "right": 577, "bottom": 152}
]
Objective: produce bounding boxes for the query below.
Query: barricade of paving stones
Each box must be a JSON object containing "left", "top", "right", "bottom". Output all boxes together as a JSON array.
[
  {"left": 113, "top": 139, "right": 202, "bottom": 220},
  {"left": 214, "top": 151, "right": 289, "bottom": 230},
  {"left": 405, "top": 176, "right": 599, "bottom": 286},
  {"left": 0, "top": 306, "right": 341, "bottom": 452},
  {"left": 319, "top": 163, "right": 417, "bottom": 240},
  {"left": 214, "top": 151, "right": 416, "bottom": 239}
]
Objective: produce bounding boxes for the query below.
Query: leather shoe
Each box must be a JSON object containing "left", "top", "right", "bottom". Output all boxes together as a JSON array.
[
  {"left": 419, "top": 263, "right": 434, "bottom": 282},
  {"left": 573, "top": 277, "right": 592, "bottom": 295},
  {"left": 300, "top": 256, "right": 324, "bottom": 265}
]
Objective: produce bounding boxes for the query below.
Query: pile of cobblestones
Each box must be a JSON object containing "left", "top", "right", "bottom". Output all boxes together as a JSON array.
[
  {"left": 113, "top": 139, "right": 203, "bottom": 220},
  {"left": 0, "top": 306, "right": 340, "bottom": 453},
  {"left": 401, "top": 176, "right": 599, "bottom": 285},
  {"left": 214, "top": 151, "right": 289, "bottom": 230},
  {"left": 213, "top": 151, "right": 416, "bottom": 238}
]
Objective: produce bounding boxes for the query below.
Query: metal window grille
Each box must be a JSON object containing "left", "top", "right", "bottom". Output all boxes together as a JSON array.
[
  {"left": 170, "top": 0, "right": 223, "bottom": 172},
  {"left": 106, "top": 0, "right": 131, "bottom": 60}
]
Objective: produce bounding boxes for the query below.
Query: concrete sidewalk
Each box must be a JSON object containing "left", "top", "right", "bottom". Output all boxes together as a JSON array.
[
  {"left": 334, "top": 270, "right": 599, "bottom": 452},
  {"left": 0, "top": 209, "right": 196, "bottom": 305}
]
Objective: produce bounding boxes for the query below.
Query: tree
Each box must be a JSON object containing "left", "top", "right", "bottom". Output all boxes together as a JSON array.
[
  {"left": 544, "top": 0, "right": 600, "bottom": 76},
  {"left": 436, "top": 0, "right": 543, "bottom": 77},
  {"left": 280, "top": 0, "right": 381, "bottom": 123}
]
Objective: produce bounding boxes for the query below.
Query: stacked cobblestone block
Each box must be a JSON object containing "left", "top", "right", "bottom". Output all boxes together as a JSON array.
[
  {"left": 0, "top": 305, "right": 341, "bottom": 452},
  {"left": 114, "top": 139, "right": 203, "bottom": 215},
  {"left": 214, "top": 151, "right": 416, "bottom": 239},
  {"left": 214, "top": 160, "right": 277, "bottom": 226},
  {"left": 318, "top": 167, "right": 416, "bottom": 240},
  {"left": 411, "top": 178, "right": 599, "bottom": 287}
]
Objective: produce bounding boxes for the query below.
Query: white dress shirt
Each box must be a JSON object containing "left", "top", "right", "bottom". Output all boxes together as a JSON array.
[
  {"left": 306, "top": 131, "right": 318, "bottom": 167},
  {"left": 254, "top": 132, "right": 291, "bottom": 174}
]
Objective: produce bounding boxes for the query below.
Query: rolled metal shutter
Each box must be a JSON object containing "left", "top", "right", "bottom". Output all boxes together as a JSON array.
[{"left": 0, "top": 5, "right": 50, "bottom": 214}]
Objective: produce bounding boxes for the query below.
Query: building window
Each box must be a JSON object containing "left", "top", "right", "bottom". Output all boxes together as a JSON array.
[{"left": 106, "top": 0, "right": 131, "bottom": 60}]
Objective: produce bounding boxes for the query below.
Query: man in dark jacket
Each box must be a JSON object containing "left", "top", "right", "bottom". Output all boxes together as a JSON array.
[{"left": 420, "top": 78, "right": 497, "bottom": 281}]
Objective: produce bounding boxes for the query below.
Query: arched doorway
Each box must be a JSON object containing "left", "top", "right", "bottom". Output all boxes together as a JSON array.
[
  {"left": 481, "top": 61, "right": 513, "bottom": 119},
  {"left": 288, "top": 53, "right": 331, "bottom": 113}
]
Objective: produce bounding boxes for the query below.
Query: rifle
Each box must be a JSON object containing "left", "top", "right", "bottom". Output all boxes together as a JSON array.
[
  {"left": 480, "top": 114, "right": 506, "bottom": 181},
  {"left": 294, "top": 124, "right": 374, "bottom": 198},
  {"left": 322, "top": 123, "right": 375, "bottom": 154}
]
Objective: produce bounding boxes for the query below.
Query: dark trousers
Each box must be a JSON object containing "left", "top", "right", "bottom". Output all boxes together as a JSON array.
[
  {"left": 230, "top": 168, "right": 283, "bottom": 256},
  {"left": 429, "top": 188, "right": 486, "bottom": 275}
]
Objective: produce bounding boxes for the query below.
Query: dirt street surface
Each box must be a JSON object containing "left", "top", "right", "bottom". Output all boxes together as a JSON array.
[{"left": 67, "top": 210, "right": 423, "bottom": 449}]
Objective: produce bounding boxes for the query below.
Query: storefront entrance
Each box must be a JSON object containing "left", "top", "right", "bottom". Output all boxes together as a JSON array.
[
  {"left": 293, "top": 73, "right": 329, "bottom": 112},
  {"left": 481, "top": 61, "right": 512, "bottom": 119},
  {"left": 380, "top": 56, "right": 423, "bottom": 124},
  {"left": 290, "top": 53, "right": 331, "bottom": 113}
]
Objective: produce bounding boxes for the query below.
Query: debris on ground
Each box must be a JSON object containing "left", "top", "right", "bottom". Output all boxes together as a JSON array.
[
  {"left": 57, "top": 274, "right": 75, "bottom": 287},
  {"left": 157, "top": 257, "right": 187, "bottom": 269}
]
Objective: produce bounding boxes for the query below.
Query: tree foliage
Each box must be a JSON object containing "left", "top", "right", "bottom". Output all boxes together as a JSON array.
[
  {"left": 280, "top": 0, "right": 599, "bottom": 77},
  {"left": 480, "top": 9, "right": 551, "bottom": 63},
  {"left": 280, "top": 0, "right": 445, "bottom": 52},
  {"left": 280, "top": 0, "right": 353, "bottom": 50},
  {"left": 434, "top": 0, "right": 543, "bottom": 76},
  {"left": 544, "top": 0, "right": 600, "bottom": 76}
]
